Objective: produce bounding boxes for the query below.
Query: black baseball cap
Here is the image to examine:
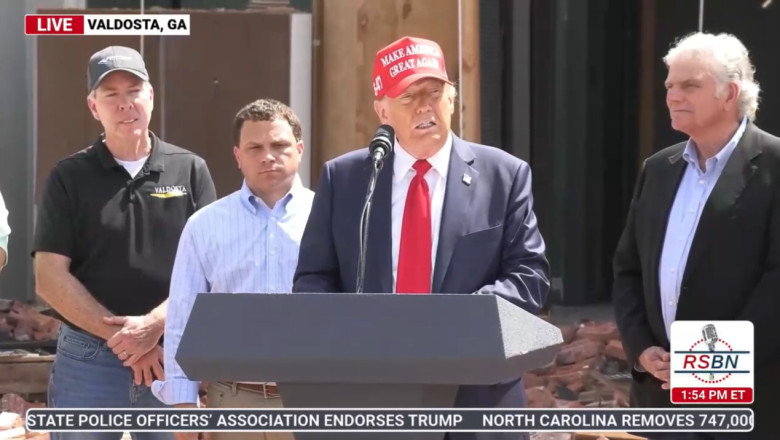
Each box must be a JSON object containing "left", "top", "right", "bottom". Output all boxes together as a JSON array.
[{"left": 87, "top": 46, "right": 150, "bottom": 91}]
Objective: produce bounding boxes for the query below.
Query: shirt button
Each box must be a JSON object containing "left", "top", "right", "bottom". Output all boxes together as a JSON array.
[
  {"left": 668, "top": 300, "right": 675, "bottom": 306},
  {"left": 270, "top": 233, "right": 274, "bottom": 239},
  {"left": 670, "top": 268, "right": 677, "bottom": 273},
  {"left": 688, "top": 209, "right": 695, "bottom": 214},
  {"left": 269, "top": 250, "right": 275, "bottom": 256},
  {"left": 255, "top": 261, "right": 259, "bottom": 267},
  {"left": 698, "top": 179, "right": 705, "bottom": 185}
]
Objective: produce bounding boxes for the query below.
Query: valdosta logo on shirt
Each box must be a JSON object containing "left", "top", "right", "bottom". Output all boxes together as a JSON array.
[{"left": 150, "top": 185, "right": 188, "bottom": 199}]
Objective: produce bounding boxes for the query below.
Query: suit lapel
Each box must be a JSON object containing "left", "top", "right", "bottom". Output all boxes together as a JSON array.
[
  {"left": 648, "top": 150, "right": 687, "bottom": 344},
  {"left": 679, "top": 124, "right": 761, "bottom": 291},
  {"left": 365, "top": 154, "right": 394, "bottom": 293},
  {"left": 649, "top": 151, "right": 687, "bottom": 279},
  {"left": 432, "top": 136, "right": 478, "bottom": 293}
]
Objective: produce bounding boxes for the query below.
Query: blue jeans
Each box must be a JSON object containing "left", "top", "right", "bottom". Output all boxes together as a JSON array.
[{"left": 48, "top": 324, "right": 173, "bottom": 440}]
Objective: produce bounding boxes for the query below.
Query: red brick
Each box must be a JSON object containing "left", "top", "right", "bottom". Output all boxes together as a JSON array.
[
  {"left": 615, "top": 389, "right": 630, "bottom": 408},
  {"left": 0, "top": 317, "right": 12, "bottom": 335},
  {"left": 605, "top": 340, "right": 626, "bottom": 361},
  {"left": 522, "top": 372, "right": 547, "bottom": 389},
  {"left": 3, "top": 302, "right": 61, "bottom": 342},
  {"left": 547, "top": 355, "right": 601, "bottom": 389},
  {"left": 566, "top": 379, "right": 585, "bottom": 394},
  {"left": 525, "top": 387, "right": 557, "bottom": 408},
  {"left": 559, "top": 325, "right": 578, "bottom": 345},
  {"left": 555, "top": 339, "right": 604, "bottom": 365},
  {"left": 530, "top": 361, "right": 555, "bottom": 376},
  {"left": 0, "top": 394, "right": 45, "bottom": 418},
  {"left": 575, "top": 322, "right": 619, "bottom": 344},
  {"left": 559, "top": 355, "right": 601, "bottom": 373},
  {"left": 556, "top": 399, "right": 584, "bottom": 409},
  {"left": 546, "top": 370, "right": 583, "bottom": 388}
]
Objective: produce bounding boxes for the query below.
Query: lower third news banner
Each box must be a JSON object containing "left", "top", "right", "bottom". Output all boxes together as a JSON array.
[{"left": 26, "top": 408, "right": 753, "bottom": 433}]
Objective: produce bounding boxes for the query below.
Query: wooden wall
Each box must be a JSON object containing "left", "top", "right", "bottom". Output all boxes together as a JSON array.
[
  {"left": 311, "top": 0, "right": 480, "bottom": 182},
  {"left": 35, "top": 10, "right": 302, "bottom": 199},
  {"left": 34, "top": 3, "right": 480, "bottom": 195}
]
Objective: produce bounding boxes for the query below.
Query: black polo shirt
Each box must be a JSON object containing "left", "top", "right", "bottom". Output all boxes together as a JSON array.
[{"left": 33, "top": 132, "right": 216, "bottom": 332}]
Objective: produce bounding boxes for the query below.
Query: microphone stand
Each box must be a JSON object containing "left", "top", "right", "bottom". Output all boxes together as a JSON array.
[{"left": 356, "top": 157, "right": 384, "bottom": 294}]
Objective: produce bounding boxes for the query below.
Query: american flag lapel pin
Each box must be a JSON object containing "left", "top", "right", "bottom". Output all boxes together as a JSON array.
[{"left": 462, "top": 173, "right": 472, "bottom": 186}]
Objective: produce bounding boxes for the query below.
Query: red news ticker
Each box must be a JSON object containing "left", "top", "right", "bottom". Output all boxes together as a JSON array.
[
  {"left": 25, "top": 15, "right": 85, "bottom": 35},
  {"left": 672, "top": 387, "right": 753, "bottom": 404}
]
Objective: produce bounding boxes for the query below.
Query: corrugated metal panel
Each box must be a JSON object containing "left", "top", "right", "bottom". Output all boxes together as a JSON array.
[{"left": 478, "top": 0, "right": 503, "bottom": 148}]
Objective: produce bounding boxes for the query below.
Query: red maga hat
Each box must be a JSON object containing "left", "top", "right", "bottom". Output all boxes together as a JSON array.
[{"left": 372, "top": 36, "right": 452, "bottom": 99}]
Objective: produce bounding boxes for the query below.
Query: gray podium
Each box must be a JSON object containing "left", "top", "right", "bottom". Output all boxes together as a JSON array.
[{"left": 177, "top": 293, "right": 563, "bottom": 440}]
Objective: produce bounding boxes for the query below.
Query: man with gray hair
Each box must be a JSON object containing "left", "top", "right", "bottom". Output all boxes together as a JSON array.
[{"left": 613, "top": 32, "right": 779, "bottom": 439}]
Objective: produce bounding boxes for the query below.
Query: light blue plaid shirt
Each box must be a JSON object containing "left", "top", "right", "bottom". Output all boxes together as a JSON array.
[{"left": 151, "top": 178, "right": 313, "bottom": 405}]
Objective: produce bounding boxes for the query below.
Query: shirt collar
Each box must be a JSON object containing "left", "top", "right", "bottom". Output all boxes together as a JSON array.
[
  {"left": 682, "top": 117, "right": 748, "bottom": 173},
  {"left": 94, "top": 131, "right": 165, "bottom": 173},
  {"left": 393, "top": 131, "right": 453, "bottom": 180},
  {"left": 239, "top": 174, "right": 305, "bottom": 215}
]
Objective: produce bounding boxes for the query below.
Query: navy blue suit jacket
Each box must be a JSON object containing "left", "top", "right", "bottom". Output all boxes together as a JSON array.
[{"left": 293, "top": 134, "right": 550, "bottom": 439}]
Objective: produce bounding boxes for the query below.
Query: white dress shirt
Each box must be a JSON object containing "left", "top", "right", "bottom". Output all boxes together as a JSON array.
[{"left": 391, "top": 132, "right": 452, "bottom": 292}]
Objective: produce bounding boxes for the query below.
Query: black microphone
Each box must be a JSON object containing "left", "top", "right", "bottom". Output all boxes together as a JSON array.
[
  {"left": 356, "top": 125, "right": 394, "bottom": 294},
  {"left": 369, "top": 124, "right": 394, "bottom": 165}
]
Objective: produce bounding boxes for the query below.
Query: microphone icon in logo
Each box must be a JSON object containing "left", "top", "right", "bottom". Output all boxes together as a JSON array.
[{"left": 702, "top": 324, "right": 718, "bottom": 381}]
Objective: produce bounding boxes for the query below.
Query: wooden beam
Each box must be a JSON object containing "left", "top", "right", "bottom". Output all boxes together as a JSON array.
[
  {"left": 0, "top": 355, "right": 53, "bottom": 395},
  {"left": 460, "top": 0, "right": 481, "bottom": 143},
  {"left": 638, "top": 0, "right": 657, "bottom": 166},
  {"left": 311, "top": 0, "right": 326, "bottom": 182},
  {"left": 313, "top": 0, "right": 481, "bottom": 183}
]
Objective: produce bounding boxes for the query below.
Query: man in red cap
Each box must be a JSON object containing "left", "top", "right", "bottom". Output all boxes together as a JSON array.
[{"left": 294, "top": 36, "right": 549, "bottom": 440}]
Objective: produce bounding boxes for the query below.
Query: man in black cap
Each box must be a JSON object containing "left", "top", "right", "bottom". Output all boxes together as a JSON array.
[{"left": 33, "top": 46, "right": 216, "bottom": 440}]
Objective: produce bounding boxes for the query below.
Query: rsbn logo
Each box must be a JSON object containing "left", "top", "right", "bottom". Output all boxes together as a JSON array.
[{"left": 670, "top": 321, "right": 753, "bottom": 404}]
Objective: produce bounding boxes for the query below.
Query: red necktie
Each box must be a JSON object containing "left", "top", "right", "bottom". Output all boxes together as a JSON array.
[{"left": 397, "top": 160, "right": 432, "bottom": 294}]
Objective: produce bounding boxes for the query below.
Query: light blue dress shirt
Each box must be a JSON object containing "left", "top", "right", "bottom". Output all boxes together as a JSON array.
[
  {"left": 151, "top": 178, "right": 314, "bottom": 405},
  {"left": 658, "top": 117, "right": 748, "bottom": 338}
]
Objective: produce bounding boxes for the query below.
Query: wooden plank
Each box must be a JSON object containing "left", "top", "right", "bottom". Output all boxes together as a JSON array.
[
  {"left": 311, "top": 0, "right": 326, "bottom": 184},
  {"left": 460, "top": 0, "right": 481, "bottom": 143},
  {"left": 0, "top": 354, "right": 55, "bottom": 364},
  {"left": 638, "top": 0, "right": 657, "bottom": 164},
  {"left": 0, "top": 358, "right": 52, "bottom": 395}
]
